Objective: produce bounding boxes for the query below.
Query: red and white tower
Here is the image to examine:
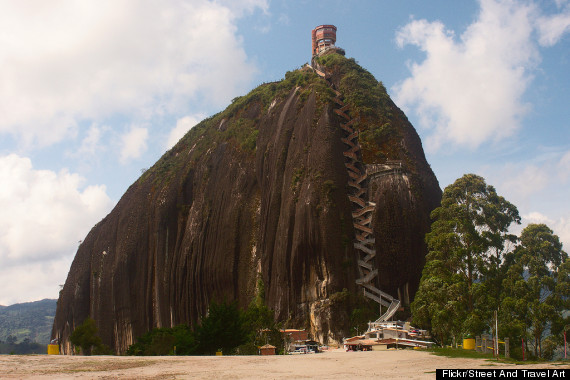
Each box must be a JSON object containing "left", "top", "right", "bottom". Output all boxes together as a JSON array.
[{"left": 311, "top": 25, "right": 337, "bottom": 57}]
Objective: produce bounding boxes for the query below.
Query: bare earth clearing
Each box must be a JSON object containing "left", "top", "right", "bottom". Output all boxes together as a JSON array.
[{"left": 0, "top": 349, "right": 566, "bottom": 379}]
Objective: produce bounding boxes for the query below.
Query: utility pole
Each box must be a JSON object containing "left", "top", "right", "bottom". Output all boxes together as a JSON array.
[
  {"left": 495, "top": 310, "right": 499, "bottom": 360},
  {"left": 564, "top": 325, "right": 570, "bottom": 359}
]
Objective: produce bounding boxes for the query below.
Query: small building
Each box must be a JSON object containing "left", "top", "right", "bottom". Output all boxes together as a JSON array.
[
  {"left": 345, "top": 337, "right": 434, "bottom": 351},
  {"left": 345, "top": 339, "right": 375, "bottom": 351},
  {"left": 311, "top": 25, "right": 337, "bottom": 56},
  {"left": 343, "top": 335, "right": 365, "bottom": 351},
  {"left": 366, "top": 327, "right": 408, "bottom": 341},
  {"left": 259, "top": 344, "right": 276, "bottom": 355},
  {"left": 344, "top": 321, "right": 434, "bottom": 352},
  {"left": 281, "top": 329, "right": 309, "bottom": 342}
]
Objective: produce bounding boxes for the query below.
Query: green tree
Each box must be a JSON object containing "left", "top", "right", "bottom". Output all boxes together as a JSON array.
[
  {"left": 126, "top": 325, "right": 197, "bottom": 356},
  {"left": 411, "top": 260, "right": 467, "bottom": 345},
  {"left": 195, "top": 301, "right": 248, "bottom": 355},
  {"left": 69, "top": 317, "right": 103, "bottom": 356},
  {"left": 412, "top": 174, "right": 520, "bottom": 344},
  {"left": 242, "top": 280, "right": 283, "bottom": 353},
  {"left": 501, "top": 224, "right": 567, "bottom": 359},
  {"left": 126, "top": 277, "right": 282, "bottom": 356}
]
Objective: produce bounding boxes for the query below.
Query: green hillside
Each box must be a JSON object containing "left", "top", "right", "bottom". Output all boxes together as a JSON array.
[{"left": 0, "top": 299, "right": 56, "bottom": 345}]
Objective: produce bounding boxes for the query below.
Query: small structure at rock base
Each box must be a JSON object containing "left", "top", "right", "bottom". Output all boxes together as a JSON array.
[
  {"left": 281, "top": 329, "right": 308, "bottom": 342},
  {"left": 259, "top": 344, "right": 276, "bottom": 355},
  {"left": 281, "top": 329, "right": 322, "bottom": 353},
  {"left": 344, "top": 321, "right": 433, "bottom": 351},
  {"left": 47, "top": 344, "right": 59, "bottom": 355}
]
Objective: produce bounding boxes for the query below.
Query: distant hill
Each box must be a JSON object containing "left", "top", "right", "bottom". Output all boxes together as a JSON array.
[{"left": 0, "top": 299, "right": 56, "bottom": 344}]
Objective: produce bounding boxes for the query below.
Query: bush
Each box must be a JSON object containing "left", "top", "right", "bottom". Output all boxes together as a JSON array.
[
  {"left": 127, "top": 278, "right": 283, "bottom": 356},
  {"left": 126, "top": 325, "right": 196, "bottom": 356},
  {"left": 69, "top": 318, "right": 104, "bottom": 356},
  {"left": 195, "top": 301, "right": 248, "bottom": 355}
]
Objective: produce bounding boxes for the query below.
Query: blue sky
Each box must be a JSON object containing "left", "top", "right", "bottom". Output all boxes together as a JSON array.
[{"left": 1, "top": 0, "right": 569, "bottom": 305}]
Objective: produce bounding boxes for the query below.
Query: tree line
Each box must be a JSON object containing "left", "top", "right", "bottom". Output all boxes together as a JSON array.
[
  {"left": 412, "top": 174, "right": 569, "bottom": 360},
  {"left": 0, "top": 336, "right": 45, "bottom": 354},
  {"left": 70, "top": 278, "right": 283, "bottom": 356}
]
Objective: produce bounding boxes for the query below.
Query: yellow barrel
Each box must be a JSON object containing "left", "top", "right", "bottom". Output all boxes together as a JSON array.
[
  {"left": 47, "top": 344, "right": 60, "bottom": 355},
  {"left": 463, "top": 338, "right": 475, "bottom": 350}
]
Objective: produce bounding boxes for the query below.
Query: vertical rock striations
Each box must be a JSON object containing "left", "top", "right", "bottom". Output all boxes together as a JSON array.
[{"left": 52, "top": 53, "right": 441, "bottom": 354}]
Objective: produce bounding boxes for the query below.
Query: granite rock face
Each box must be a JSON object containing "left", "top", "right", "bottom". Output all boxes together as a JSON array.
[{"left": 52, "top": 54, "right": 441, "bottom": 354}]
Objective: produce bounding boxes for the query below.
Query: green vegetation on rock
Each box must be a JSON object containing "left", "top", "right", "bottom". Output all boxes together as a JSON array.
[
  {"left": 139, "top": 67, "right": 333, "bottom": 188},
  {"left": 314, "top": 52, "right": 401, "bottom": 163}
]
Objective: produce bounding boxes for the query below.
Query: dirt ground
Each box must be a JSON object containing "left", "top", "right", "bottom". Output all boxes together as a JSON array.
[{"left": 0, "top": 349, "right": 566, "bottom": 379}]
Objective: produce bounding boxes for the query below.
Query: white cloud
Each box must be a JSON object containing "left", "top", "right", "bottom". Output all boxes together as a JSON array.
[
  {"left": 166, "top": 114, "right": 205, "bottom": 150},
  {"left": 537, "top": 12, "right": 570, "bottom": 46},
  {"left": 0, "top": 154, "right": 114, "bottom": 303},
  {"left": 482, "top": 149, "right": 570, "bottom": 250},
  {"left": 555, "top": 217, "right": 570, "bottom": 251},
  {"left": 392, "top": 0, "right": 568, "bottom": 152},
  {"left": 119, "top": 126, "right": 148, "bottom": 163},
  {"left": 524, "top": 211, "right": 551, "bottom": 224},
  {"left": 485, "top": 148, "right": 570, "bottom": 207},
  {"left": 217, "top": 0, "right": 268, "bottom": 16},
  {"left": 77, "top": 124, "right": 105, "bottom": 156},
  {"left": 0, "top": 256, "right": 72, "bottom": 305},
  {"left": 498, "top": 163, "right": 548, "bottom": 202},
  {"left": 0, "top": 0, "right": 265, "bottom": 148}
]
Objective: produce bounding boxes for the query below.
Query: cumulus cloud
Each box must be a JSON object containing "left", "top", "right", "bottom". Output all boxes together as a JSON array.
[
  {"left": 0, "top": 256, "right": 72, "bottom": 306},
  {"left": 119, "top": 126, "right": 149, "bottom": 163},
  {"left": 166, "top": 114, "right": 205, "bottom": 150},
  {"left": 0, "top": 155, "right": 114, "bottom": 303},
  {"left": 536, "top": 6, "right": 570, "bottom": 46},
  {"left": 497, "top": 163, "right": 548, "bottom": 202},
  {"left": 393, "top": 0, "right": 570, "bottom": 152},
  {"left": 218, "top": 0, "right": 268, "bottom": 16},
  {"left": 483, "top": 149, "right": 570, "bottom": 249},
  {"left": 487, "top": 149, "right": 570, "bottom": 206},
  {"left": 77, "top": 124, "right": 106, "bottom": 157},
  {"left": 0, "top": 0, "right": 265, "bottom": 148}
]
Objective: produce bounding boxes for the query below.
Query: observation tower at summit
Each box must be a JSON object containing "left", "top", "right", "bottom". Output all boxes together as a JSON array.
[
  {"left": 308, "top": 24, "right": 402, "bottom": 327},
  {"left": 311, "top": 25, "right": 337, "bottom": 56}
]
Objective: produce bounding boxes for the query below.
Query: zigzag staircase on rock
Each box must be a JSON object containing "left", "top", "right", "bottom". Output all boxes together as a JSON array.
[{"left": 312, "top": 65, "right": 400, "bottom": 323}]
